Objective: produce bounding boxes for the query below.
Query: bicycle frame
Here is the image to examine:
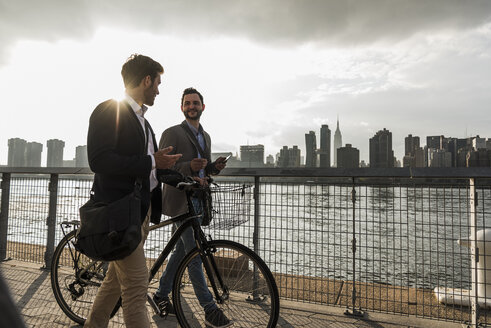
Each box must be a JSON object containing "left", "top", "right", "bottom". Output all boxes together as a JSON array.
[
  {"left": 148, "top": 214, "right": 201, "bottom": 280},
  {"left": 57, "top": 184, "right": 231, "bottom": 312},
  {"left": 147, "top": 187, "right": 229, "bottom": 304}
]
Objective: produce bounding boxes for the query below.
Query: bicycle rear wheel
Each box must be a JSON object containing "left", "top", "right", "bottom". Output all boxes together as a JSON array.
[
  {"left": 50, "top": 229, "right": 120, "bottom": 324},
  {"left": 173, "top": 240, "right": 279, "bottom": 328}
]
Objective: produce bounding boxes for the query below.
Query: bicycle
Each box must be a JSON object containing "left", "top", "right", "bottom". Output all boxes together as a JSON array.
[{"left": 50, "top": 173, "right": 280, "bottom": 327}]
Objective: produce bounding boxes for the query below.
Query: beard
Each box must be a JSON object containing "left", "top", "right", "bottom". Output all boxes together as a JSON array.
[
  {"left": 143, "top": 88, "right": 156, "bottom": 106},
  {"left": 184, "top": 109, "right": 202, "bottom": 120}
]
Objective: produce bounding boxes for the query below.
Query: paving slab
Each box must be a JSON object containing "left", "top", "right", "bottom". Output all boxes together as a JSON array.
[{"left": 1, "top": 260, "right": 465, "bottom": 328}]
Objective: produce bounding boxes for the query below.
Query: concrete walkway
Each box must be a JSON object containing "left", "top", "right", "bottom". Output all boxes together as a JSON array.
[{"left": 1, "top": 260, "right": 463, "bottom": 328}]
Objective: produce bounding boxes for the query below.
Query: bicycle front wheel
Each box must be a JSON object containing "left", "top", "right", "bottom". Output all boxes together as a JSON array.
[
  {"left": 173, "top": 240, "right": 279, "bottom": 328},
  {"left": 50, "top": 229, "right": 120, "bottom": 324}
]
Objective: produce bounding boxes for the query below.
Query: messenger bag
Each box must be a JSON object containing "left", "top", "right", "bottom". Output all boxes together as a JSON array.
[{"left": 75, "top": 180, "right": 143, "bottom": 261}]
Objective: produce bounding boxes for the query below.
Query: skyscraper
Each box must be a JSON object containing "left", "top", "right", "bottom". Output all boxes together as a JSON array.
[
  {"left": 442, "top": 137, "right": 468, "bottom": 167},
  {"left": 75, "top": 145, "right": 89, "bottom": 168},
  {"left": 305, "top": 131, "right": 317, "bottom": 167},
  {"left": 278, "top": 145, "right": 301, "bottom": 167},
  {"left": 428, "top": 149, "right": 452, "bottom": 167},
  {"left": 266, "top": 154, "right": 275, "bottom": 166},
  {"left": 319, "top": 124, "right": 331, "bottom": 168},
  {"left": 333, "top": 117, "right": 342, "bottom": 167},
  {"left": 472, "top": 136, "right": 486, "bottom": 150},
  {"left": 240, "top": 144, "right": 264, "bottom": 167},
  {"left": 25, "top": 142, "right": 43, "bottom": 167},
  {"left": 403, "top": 134, "right": 424, "bottom": 168},
  {"left": 426, "top": 135, "right": 444, "bottom": 150},
  {"left": 405, "top": 134, "right": 420, "bottom": 156},
  {"left": 337, "top": 144, "right": 359, "bottom": 168},
  {"left": 47, "top": 139, "right": 65, "bottom": 167},
  {"left": 369, "top": 128, "right": 394, "bottom": 168},
  {"left": 8, "top": 138, "right": 27, "bottom": 167},
  {"left": 278, "top": 146, "right": 289, "bottom": 167},
  {"left": 466, "top": 149, "right": 491, "bottom": 167}
]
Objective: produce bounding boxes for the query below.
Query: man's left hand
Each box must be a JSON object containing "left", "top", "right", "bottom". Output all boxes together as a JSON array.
[
  {"left": 214, "top": 157, "right": 227, "bottom": 171},
  {"left": 193, "top": 177, "right": 209, "bottom": 187}
]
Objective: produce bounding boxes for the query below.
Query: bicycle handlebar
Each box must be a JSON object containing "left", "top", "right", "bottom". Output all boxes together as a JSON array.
[
  {"left": 157, "top": 169, "right": 212, "bottom": 191},
  {"left": 176, "top": 178, "right": 199, "bottom": 190}
]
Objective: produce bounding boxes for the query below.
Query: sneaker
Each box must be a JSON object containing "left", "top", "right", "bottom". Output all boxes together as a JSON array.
[
  {"left": 152, "top": 293, "right": 175, "bottom": 317},
  {"left": 205, "top": 308, "right": 232, "bottom": 328}
]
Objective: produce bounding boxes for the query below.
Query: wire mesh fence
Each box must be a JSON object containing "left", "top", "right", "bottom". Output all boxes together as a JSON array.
[{"left": 1, "top": 170, "right": 490, "bottom": 325}]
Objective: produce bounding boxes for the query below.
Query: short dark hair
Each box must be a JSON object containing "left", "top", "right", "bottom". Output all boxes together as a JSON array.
[
  {"left": 181, "top": 87, "right": 204, "bottom": 106},
  {"left": 121, "top": 54, "right": 164, "bottom": 88}
]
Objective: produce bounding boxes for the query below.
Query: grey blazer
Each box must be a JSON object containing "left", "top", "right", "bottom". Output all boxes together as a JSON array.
[{"left": 159, "top": 120, "right": 215, "bottom": 216}]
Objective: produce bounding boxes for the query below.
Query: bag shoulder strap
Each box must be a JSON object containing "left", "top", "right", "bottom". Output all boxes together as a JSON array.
[
  {"left": 180, "top": 122, "right": 208, "bottom": 160},
  {"left": 90, "top": 118, "right": 147, "bottom": 199},
  {"left": 134, "top": 119, "right": 146, "bottom": 196}
]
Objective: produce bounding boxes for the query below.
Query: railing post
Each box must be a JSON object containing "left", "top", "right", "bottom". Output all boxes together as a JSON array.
[
  {"left": 345, "top": 177, "right": 364, "bottom": 317},
  {"left": 249, "top": 175, "right": 261, "bottom": 301},
  {"left": 44, "top": 173, "right": 58, "bottom": 269},
  {"left": 0, "top": 173, "right": 11, "bottom": 261},
  {"left": 469, "top": 178, "right": 479, "bottom": 327},
  {"left": 253, "top": 176, "right": 260, "bottom": 254}
]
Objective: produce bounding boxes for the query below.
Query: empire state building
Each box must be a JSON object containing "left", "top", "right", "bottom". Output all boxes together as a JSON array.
[{"left": 333, "top": 117, "right": 342, "bottom": 167}]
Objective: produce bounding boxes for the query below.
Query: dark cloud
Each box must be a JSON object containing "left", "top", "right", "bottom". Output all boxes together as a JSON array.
[
  {"left": 2, "top": 0, "right": 491, "bottom": 64},
  {"left": 0, "top": 1, "right": 93, "bottom": 41}
]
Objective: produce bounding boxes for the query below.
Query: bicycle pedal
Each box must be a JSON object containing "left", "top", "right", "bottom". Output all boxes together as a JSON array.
[
  {"left": 147, "top": 293, "right": 162, "bottom": 316},
  {"left": 159, "top": 308, "right": 169, "bottom": 318},
  {"left": 148, "top": 293, "right": 170, "bottom": 318}
]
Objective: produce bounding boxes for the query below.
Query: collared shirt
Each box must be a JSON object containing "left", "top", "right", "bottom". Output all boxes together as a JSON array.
[
  {"left": 125, "top": 93, "right": 158, "bottom": 191},
  {"left": 186, "top": 121, "right": 206, "bottom": 178}
]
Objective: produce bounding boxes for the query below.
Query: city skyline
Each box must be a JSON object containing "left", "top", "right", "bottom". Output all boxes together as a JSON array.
[
  {"left": 1, "top": 1, "right": 491, "bottom": 165},
  {"left": 4, "top": 127, "right": 490, "bottom": 168}
]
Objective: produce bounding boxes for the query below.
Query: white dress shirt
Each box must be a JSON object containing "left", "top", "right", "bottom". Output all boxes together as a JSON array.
[{"left": 125, "top": 93, "right": 158, "bottom": 191}]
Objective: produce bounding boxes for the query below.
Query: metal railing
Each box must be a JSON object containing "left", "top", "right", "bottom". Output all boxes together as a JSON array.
[{"left": 1, "top": 166, "right": 491, "bottom": 326}]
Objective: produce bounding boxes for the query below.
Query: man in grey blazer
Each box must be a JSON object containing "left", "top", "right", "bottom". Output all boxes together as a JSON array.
[{"left": 154, "top": 87, "right": 231, "bottom": 328}]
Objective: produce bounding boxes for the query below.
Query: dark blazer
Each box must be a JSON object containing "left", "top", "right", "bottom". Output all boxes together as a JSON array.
[
  {"left": 159, "top": 120, "right": 216, "bottom": 216},
  {"left": 87, "top": 99, "right": 162, "bottom": 224}
]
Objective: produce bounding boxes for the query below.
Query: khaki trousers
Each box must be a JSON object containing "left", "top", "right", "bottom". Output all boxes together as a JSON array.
[{"left": 84, "top": 210, "right": 151, "bottom": 328}]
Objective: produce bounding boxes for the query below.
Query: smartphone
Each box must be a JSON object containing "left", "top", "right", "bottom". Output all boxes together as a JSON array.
[{"left": 223, "top": 154, "right": 232, "bottom": 163}]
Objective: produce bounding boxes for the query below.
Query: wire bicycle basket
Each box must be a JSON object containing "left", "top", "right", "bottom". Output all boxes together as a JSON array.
[{"left": 209, "top": 183, "right": 253, "bottom": 230}]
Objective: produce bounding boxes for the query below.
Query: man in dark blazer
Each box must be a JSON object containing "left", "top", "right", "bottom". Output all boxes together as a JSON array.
[
  {"left": 153, "top": 87, "right": 231, "bottom": 328},
  {"left": 84, "top": 54, "right": 181, "bottom": 328}
]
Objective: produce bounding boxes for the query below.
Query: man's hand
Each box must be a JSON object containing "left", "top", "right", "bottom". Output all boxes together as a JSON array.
[
  {"left": 192, "top": 176, "right": 209, "bottom": 187},
  {"left": 214, "top": 156, "right": 227, "bottom": 171},
  {"left": 190, "top": 158, "right": 207, "bottom": 172},
  {"left": 155, "top": 146, "right": 182, "bottom": 169}
]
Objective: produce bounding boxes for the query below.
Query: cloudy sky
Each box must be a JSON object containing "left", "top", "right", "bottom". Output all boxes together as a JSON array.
[{"left": 1, "top": 0, "right": 491, "bottom": 165}]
